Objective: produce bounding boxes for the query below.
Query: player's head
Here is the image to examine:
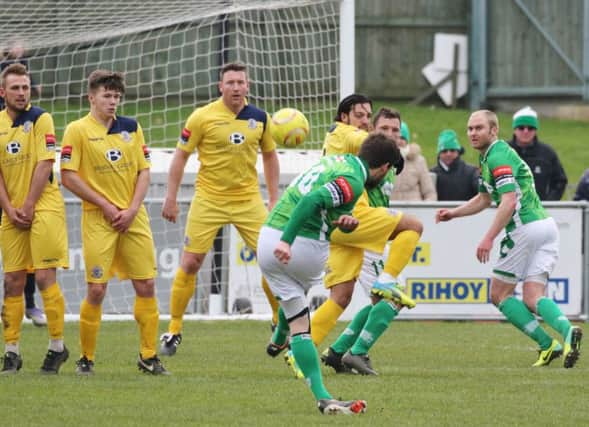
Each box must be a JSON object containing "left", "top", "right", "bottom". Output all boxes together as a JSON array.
[
  {"left": 373, "top": 107, "right": 401, "bottom": 143},
  {"left": 335, "top": 93, "right": 372, "bottom": 131},
  {"left": 87, "top": 70, "right": 125, "bottom": 118},
  {"left": 358, "top": 133, "right": 403, "bottom": 188},
  {"left": 219, "top": 62, "right": 249, "bottom": 113},
  {"left": 467, "top": 110, "right": 499, "bottom": 152},
  {"left": 0, "top": 62, "right": 31, "bottom": 114}
]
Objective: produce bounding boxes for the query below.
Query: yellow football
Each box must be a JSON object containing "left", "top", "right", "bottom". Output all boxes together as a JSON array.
[{"left": 270, "top": 108, "right": 309, "bottom": 147}]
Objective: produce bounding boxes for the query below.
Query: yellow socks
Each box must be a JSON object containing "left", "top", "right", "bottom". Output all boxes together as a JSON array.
[
  {"left": 40, "top": 283, "right": 65, "bottom": 340},
  {"left": 311, "top": 298, "right": 344, "bottom": 346},
  {"left": 134, "top": 296, "right": 159, "bottom": 359},
  {"left": 2, "top": 295, "right": 24, "bottom": 347},
  {"left": 79, "top": 299, "right": 102, "bottom": 361},
  {"left": 384, "top": 230, "right": 420, "bottom": 277},
  {"left": 262, "top": 277, "right": 280, "bottom": 326},
  {"left": 169, "top": 268, "right": 196, "bottom": 334}
]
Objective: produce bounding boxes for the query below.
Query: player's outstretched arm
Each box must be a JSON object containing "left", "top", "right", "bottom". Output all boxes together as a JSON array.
[
  {"left": 436, "top": 193, "right": 491, "bottom": 223},
  {"left": 332, "top": 214, "right": 359, "bottom": 232},
  {"left": 162, "top": 148, "right": 190, "bottom": 223}
]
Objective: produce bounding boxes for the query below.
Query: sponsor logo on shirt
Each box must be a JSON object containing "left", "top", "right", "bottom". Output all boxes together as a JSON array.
[
  {"left": 61, "top": 145, "right": 72, "bottom": 162},
  {"left": 229, "top": 132, "right": 245, "bottom": 145},
  {"left": 5, "top": 141, "right": 21, "bottom": 154},
  {"left": 105, "top": 149, "right": 123, "bottom": 162},
  {"left": 45, "top": 134, "right": 56, "bottom": 151}
]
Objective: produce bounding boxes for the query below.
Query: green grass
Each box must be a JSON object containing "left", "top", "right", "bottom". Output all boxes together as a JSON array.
[
  {"left": 4, "top": 320, "right": 588, "bottom": 426},
  {"left": 39, "top": 99, "right": 589, "bottom": 199}
]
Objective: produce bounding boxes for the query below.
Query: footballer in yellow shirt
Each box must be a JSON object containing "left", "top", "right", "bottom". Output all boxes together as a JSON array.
[
  {"left": 159, "top": 62, "right": 280, "bottom": 356},
  {"left": 0, "top": 63, "right": 69, "bottom": 375},
  {"left": 61, "top": 70, "right": 166, "bottom": 375}
]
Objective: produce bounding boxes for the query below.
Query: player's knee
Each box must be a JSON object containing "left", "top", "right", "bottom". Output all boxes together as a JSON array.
[
  {"left": 133, "top": 278, "right": 155, "bottom": 298},
  {"left": 181, "top": 252, "right": 205, "bottom": 274},
  {"left": 34, "top": 269, "right": 56, "bottom": 288},
  {"left": 330, "top": 281, "right": 354, "bottom": 308},
  {"left": 86, "top": 283, "right": 107, "bottom": 304},
  {"left": 3, "top": 271, "right": 27, "bottom": 296}
]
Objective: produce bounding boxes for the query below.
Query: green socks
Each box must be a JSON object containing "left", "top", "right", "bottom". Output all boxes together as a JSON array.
[
  {"left": 331, "top": 304, "right": 372, "bottom": 354},
  {"left": 498, "top": 296, "right": 553, "bottom": 350},
  {"left": 290, "top": 334, "right": 331, "bottom": 400},
  {"left": 271, "top": 307, "right": 290, "bottom": 346},
  {"left": 350, "top": 300, "right": 398, "bottom": 355},
  {"left": 536, "top": 297, "right": 571, "bottom": 339}
]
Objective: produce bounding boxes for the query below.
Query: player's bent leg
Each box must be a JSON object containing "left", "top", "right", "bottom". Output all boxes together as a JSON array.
[
  {"left": 310, "top": 284, "right": 352, "bottom": 347},
  {"left": 382, "top": 214, "right": 422, "bottom": 279},
  {"left": 267, "top": 307, "right": 290, "bottom": 357},
  {"left": 492, "top": 278, "right": 557, "bottom": 365},
  {"left": 324, "top": 304, "right": 373, "bottom": 373}
]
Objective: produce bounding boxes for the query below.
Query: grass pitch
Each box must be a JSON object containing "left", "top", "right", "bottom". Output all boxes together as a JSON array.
[{"left": 3, "top": 320, "right": 588, "bottom": 426}]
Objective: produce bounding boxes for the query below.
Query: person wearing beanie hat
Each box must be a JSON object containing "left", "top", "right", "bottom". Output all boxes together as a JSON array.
[
  {"left": 431, "top": 129, "right": 479, "bottom": 201},
  {"left": 508, "top": 106, "right": 567, "bottom": 200},
  {"left": 391, "top": 120, "right": 437, "bottom": 201},
  {"left": 437, "top": 109, "right": 582, "bottom": 369},
  {"left": 400, "top": 121, "right": 410, "bottom": 142}
]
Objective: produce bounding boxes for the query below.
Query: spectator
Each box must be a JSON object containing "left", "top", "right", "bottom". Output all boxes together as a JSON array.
[
  {"left": 391, "top": 121, "right": 437, "bottom": 201},
  {"left": 431, "top": 129, "right": 479, "bottom": 201},
  {"left": 573, "top": 168, "right": 589, "bottom": 201},
  {"left": 508, "top": 106, "right": 567, "bottom": 200}
]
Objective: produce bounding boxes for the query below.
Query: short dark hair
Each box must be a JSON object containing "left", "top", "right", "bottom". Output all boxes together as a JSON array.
[
  {"left": 335, "top": 93, "right": 372, "bottom": 122},
  {"left": 358, "top": 133, "right": 403, "bottom": 170},
  {"left": 87, "top": 70, "right": 125, "bottom": 94},
  {"left": 373, "top": 107, "right": 401, "bottom": 126},
  {"left": 0, "top": 62, "right": 29, "bottom": 87},
  {"left": 220, "top": 62, "right": 248, "bottom": 80}
]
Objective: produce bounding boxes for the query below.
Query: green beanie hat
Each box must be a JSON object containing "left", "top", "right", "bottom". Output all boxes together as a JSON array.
[
  {"left": 400, "top": 121, "right": 410, "bottom": 142},
  {"left": 512, "top": 106, "right": 539, "bottom": 129},
  {"left": 437, "top": 129, "right": 462, "bottom": 154}
]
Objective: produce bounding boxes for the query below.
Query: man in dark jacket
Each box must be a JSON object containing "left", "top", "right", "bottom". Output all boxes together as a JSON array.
[
  {"left": 431, "top": 129, "right": 479, "bottom": 201},
  {"left": 508, "top": 106, "right": 567, "bottom": 201},
  {"left": 573, "top": 168, "right": 589, "bottom": 201}
]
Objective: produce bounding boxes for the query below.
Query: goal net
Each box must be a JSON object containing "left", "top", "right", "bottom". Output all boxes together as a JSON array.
[{"left": 0, "top": 0, "right": 345, "bottom": 316}]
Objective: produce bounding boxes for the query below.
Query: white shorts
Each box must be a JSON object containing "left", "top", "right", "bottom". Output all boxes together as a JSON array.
[
  {"left": 257, "top": 226, "right": 328, "bottom": 319},
  {"left": 493, "top": 217, "right": 559, "bottom": 284},
  {"left": 357, "top": 245, "right": 404, "bottom": 296}
]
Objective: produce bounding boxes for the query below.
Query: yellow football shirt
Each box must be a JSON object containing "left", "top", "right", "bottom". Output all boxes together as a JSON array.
[
  {"left": 322, "top": 121, "right": 368, "bottom": 156},
  {"left": 0, "top": 105, "right": 62, "bottom": 211},
  {"left": 61, "top": 113, "right": 151, "bottom": 210},
  {"left": 177, "top": 97, "right": 275, "bottom": 201}
]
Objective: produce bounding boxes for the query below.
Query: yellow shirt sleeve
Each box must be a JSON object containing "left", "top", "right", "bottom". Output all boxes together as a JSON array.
[
  {"left": 177, "top": 108, "right": 203, "bottom": 153},
  {"left": 259, "top": 112, "right": 276, "bottom": 153},
  {"left": 135, "top": 124, "right": 150, "bottom": 171},
  {"left": 60, "top": 122, "right": 82, "bottom": 171},
  {"left": 34, "top": 112, "right": 57, "bottom": 162}
]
